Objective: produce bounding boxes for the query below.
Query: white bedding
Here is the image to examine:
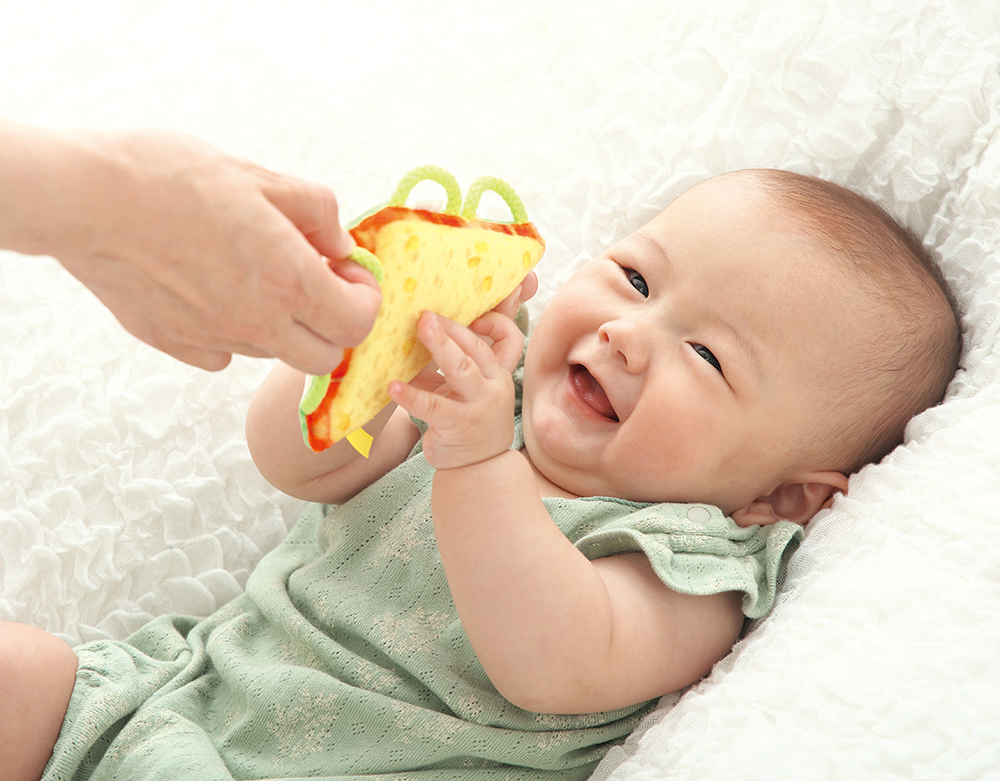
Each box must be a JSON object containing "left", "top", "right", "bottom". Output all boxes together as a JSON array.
[{"left": 2, "top": 1, "right": 999, "bottom": 777}]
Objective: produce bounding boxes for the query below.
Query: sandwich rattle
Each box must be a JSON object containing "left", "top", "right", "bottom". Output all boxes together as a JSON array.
[{"left": 300, "top": 166, "right": 545, "bottom": 455}]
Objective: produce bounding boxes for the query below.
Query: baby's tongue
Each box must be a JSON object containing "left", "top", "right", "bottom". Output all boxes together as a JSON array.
[{"left": 572, "top": 366, "right": 617, "bottom": 421}]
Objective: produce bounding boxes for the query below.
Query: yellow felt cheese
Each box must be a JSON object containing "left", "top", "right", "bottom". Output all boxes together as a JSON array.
[{"left": 302, "top": 195, "right": 545, "bottom": 452}]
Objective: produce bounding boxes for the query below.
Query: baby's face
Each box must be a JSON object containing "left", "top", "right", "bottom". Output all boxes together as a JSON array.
[{"left": 521, "top": 174, "right": 873, "bottom": 516}]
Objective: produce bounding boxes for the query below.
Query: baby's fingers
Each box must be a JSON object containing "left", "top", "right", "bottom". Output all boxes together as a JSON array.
[
  {"left": 468, "top": 311, "right": 524, "bottom": 374},
  {"left": 490, "top": 271, "right": 538, "bottom": 320},
  {"left": 490, "top": 285, "right": 522, "bottom": 321},
  {"left": 387, "top": 375, "right": 441, "bottom": 421},
  {"left": 417, "top": 312, "right": 499, "bottom": 388}
]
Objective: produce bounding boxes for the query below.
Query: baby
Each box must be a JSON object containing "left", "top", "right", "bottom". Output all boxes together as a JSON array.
[{"left": 5, "top": 169, "right": 960, "bottom": 781}]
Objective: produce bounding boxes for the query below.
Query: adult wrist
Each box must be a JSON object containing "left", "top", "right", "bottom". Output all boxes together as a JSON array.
[{"left": 0, "top": 122, "right": 127, "bottom": 261}]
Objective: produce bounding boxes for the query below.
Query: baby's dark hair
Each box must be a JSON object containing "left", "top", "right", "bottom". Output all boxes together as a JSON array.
[{"left": 750, "top": 168, "right": 962, "bottom": 474}]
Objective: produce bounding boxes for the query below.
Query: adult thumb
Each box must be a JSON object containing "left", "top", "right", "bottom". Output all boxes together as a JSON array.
[{"left": 262, "top": 174, "right": 356, "bottom": 260}]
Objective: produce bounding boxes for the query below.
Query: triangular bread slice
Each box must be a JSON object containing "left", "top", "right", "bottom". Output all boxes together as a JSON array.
[{"left": 300, "top": 173, "right": 544, "bottom": 453}]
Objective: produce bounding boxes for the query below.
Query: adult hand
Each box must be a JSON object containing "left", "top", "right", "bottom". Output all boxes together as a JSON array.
[{"left": 0, "top": 121, "right": 381, "bottom": 373}]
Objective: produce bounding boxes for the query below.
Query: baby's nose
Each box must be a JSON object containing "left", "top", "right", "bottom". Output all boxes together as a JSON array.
[{"left": 598, "top": 318, "right": 650, "bottom": 374}]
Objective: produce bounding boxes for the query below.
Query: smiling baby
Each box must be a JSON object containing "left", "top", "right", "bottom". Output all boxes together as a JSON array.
[{"left": 8, "top": 169, "right": 961, "bottom": 781}]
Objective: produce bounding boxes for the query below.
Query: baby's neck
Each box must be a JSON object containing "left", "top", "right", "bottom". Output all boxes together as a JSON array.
[{"left": 519, "top": 446, "right": 579, "bottom": 499}]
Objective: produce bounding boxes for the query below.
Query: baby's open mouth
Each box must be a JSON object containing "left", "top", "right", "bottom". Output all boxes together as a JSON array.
[{"left": 569, "top": 365, "right": 618, "bottom": 421}]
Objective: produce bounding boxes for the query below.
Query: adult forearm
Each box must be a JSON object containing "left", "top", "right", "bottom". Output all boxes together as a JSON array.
[
  {"left": 432, "top": 450, "right": 616, "bottom": 714},
  {"left": 0, "top": 120, "right": 381, "bottom": 373},
  {"left": 0, "top": 121, "right": 69, "bottom": 254},
  {"left": 0, "top": 121, "right": 114, "bottom": 258}
]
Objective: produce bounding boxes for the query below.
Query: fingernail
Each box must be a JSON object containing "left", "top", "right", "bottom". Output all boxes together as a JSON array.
[
  {"left": 417, "top": 311, "right": 435, "bottom": 337},
  {"left": 340, "top": 228, "right": 357, "bottom": 256},
  {"left": 426, "top": 312, "right": 449, "bottom": 343}
]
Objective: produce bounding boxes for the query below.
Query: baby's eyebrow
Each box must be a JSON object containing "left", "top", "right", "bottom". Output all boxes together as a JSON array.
[
  {"left": 630, "top": 230, "right": 672, "bottom": 270},
  {"left": 629, "top": 228, "right": 764, "bottom": 383},
  {"left": 722, "top": 319, "right": 765, "bottom": 384}
]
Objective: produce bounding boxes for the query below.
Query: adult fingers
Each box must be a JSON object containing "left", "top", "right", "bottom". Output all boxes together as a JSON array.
[
  {"left": 164, "top": 343, "right": 234, "bottom": 372},
  {"left": 141, "top": 316, "right": 280, "bottom": 371},
  {"left": 254, "top": 320, "right": 356, "bottom": 376},
  {"left": 229, "top": 224, "right": 381, "bottom": 373},
  {"left": 197, "top": 269, "right": 378, "bottom": 376},
  {"left": 218, "top": 260, "right": 380, "bottom": 374},
  {"left": 254, "top": 171, "right": 387, "bottom": 371},
  {"left": 258, "top": 171, "right": 355, "bottom": 261},
  {"left": 291, "top": 255, "right": 383, "bottom": 348},
  {"left": 106, "top": 283, "right": 291, "bottom": 372},
  {"left": 131, "top": 316, "right": 238, "bottom": 370}
]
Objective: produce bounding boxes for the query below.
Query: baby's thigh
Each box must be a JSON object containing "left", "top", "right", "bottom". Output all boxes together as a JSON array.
[{"left": 0, "top": 623, "right": 78, "bottom": 781}]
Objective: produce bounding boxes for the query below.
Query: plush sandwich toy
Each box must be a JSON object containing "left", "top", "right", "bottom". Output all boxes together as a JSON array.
[{"left": 300, "top": 166, "right": 545, "bottom": 455}]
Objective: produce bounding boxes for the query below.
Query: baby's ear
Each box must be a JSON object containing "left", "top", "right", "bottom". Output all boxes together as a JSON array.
[{"left": 730, "top": 471, "right": 849, "bottom": 528}]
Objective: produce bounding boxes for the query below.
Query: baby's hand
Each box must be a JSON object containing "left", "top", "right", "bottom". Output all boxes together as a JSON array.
[{"left": 388, "top": 309, "right": 523, "bottom": 470}]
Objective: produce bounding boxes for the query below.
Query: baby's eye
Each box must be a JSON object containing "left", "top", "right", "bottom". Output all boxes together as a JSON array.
[
  {"left": 693, "top": 344, "right": 723, "bottom": 374},
  {"left": 624, "top": 268, "right": 649, "bottom": 297}
]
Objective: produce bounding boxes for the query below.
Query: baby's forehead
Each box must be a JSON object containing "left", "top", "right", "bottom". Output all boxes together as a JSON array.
[
  {"left": 647, "top": 175, "right": 817, "bottom": 247},
  {"left": 640, "top": 195, "right": 860, "bottom": 282}
]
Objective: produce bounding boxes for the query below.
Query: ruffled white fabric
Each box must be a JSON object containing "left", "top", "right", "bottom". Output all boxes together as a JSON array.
[{"left": 2, "top": 1, "right": 999, "bottom": 777}]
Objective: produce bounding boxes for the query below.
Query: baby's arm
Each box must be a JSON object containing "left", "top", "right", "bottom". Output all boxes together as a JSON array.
[
  {"left": 434, "top": 457, "right": 744, "bottom": 713},
  {"left": 246, "top": 361, "right": 420, "bottom": 504},
  {"left": 392, "top": 314, "right": 745, "bottom": 715},
  {"left": 246, "top": 280, "right": 536, "bottom": 505}
]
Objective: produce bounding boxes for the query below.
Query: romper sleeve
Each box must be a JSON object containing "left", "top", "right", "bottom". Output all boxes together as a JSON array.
[
  {"left": 561, "top": 499, "right": 804, "bottom": 620},
  {"left": 411, "top": 331, "right": 799, "bottom": 620}
]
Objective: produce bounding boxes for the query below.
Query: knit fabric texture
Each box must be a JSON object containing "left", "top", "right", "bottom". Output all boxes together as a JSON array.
[{"left": 43, "top": 390, "right": 800, "bottom": 780}]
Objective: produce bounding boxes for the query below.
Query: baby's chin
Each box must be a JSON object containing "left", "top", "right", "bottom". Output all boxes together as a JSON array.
[
  {"left": 525, "top": 439, "right": 743, "bottom": 512},
  {"left": 517, "top": 425, "right": 584, "bottom": 500}
]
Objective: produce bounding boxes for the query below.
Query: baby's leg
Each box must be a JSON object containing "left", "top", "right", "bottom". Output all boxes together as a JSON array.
[{"left": 0, "top": 623, "right": 78, "bottom": 781}]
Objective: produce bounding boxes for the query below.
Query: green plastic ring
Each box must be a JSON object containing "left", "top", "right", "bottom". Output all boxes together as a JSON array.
[
  {"left": 460, "top": 176, "right": 528, "bottom": 223},
  {"left": 388, "top": 166, "right": 463, "bottom": 215}
]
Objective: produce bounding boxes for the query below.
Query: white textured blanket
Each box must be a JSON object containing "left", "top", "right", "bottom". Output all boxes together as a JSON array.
[{"left": 2, "top": 2, "right": 999, "bottom": 778}]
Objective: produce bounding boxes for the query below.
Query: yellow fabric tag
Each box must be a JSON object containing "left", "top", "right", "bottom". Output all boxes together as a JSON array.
[{"left": 346, "top": 427, "right": 374, "bottom": 459}]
